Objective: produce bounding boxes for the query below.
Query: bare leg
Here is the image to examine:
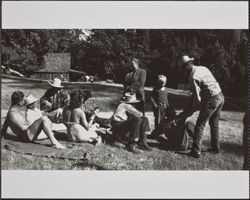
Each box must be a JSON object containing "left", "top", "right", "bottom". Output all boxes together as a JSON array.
[{"left": 27, "top": 116, "right": 65, "bottom": 149}]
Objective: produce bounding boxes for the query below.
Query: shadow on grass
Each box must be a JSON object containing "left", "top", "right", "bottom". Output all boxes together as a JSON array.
[
  {"left": 73, "top": 161, "right": 108, "bottom": 170},
  {"left": 220, "top": 142, "right": 243, "bottom": 156}
]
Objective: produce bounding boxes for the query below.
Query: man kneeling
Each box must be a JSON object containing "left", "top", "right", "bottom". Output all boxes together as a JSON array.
[{"left": 1, "top": 91, "right": 65, "bottom": 149}]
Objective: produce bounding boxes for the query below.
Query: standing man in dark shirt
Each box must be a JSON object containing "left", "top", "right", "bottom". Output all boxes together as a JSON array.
[{"left": 124, "top": 57, "right": 147, "bottom": 115}]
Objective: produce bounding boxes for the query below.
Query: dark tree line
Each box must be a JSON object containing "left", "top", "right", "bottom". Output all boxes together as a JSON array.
[{"left": 1, "top": 29, "right": 247, "bottom": 97}]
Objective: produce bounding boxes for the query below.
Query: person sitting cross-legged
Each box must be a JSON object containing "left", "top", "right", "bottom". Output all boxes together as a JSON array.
[
  {"left": 110, "top": 92, "right": 152, "bottom": 154},
  {"left": 1, "top": 91, "right": 65, "bottom": 149}
]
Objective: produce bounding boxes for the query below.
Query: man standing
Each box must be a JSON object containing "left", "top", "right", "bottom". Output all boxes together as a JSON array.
[
  {"left": 40, "top": 78, "right": 70, "bottom": 123},
  {"left": 180, "top": 55, "right": 224, "bottom": 158},
  {"left": 125, "top": 57, "right": 147, "bottom": 114}
]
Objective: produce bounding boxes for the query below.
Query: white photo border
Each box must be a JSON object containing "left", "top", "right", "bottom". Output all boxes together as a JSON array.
[{"left": 1, "top": 1, "right": 249, "bottom": 199}]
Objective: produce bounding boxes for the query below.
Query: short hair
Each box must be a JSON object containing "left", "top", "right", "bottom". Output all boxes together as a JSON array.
[
  {"left": 11, "top": 91, "right": 24, "bottom": 106},
  {"left": 158, "top": 75, "right": 167, "bottom": 84},
  {"left": 132, "top": 57, "right": 139, "bottom": 64}
]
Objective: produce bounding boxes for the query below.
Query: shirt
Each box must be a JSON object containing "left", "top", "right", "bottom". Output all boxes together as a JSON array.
[
  {"left": 151, "top": 86, "right": 169, "bottom": 107},
  {"left": 40, "top": 88, "right": 70, "bottom": 111},
  {"left": 111, "top": 102, "right": 143, "bottom": 122},
  {"left": 25, "top": 108, "right": 43, "bottom": 125},
  {"left": 189, "top": 66, "right": 221, "bottom": 102}
]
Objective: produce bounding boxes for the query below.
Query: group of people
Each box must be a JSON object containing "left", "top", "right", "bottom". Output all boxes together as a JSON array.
[
  {"left": 113, "top": 55, "right": 225, "bottom": 158},
  {"left": 1, "top": 54, "right": 229, "bottom": 159}
]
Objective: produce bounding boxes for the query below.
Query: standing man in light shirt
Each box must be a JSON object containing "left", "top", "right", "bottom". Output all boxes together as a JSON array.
[{"left": 180, "top": 55, "right": 224, "bottom": 158}]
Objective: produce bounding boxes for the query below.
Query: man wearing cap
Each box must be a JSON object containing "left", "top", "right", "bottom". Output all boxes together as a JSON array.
[
  {"left": 40, "top": 78, "right": 70, "bottom": 123},
  {"left": 180, "top": 55, "right": 224, "bottom": 158},
  {"left": 1, "top": 91, "right": 65, "bottom": 149},
  {"left": 110, "top": 92, "right": 152, "bottom": 154}
]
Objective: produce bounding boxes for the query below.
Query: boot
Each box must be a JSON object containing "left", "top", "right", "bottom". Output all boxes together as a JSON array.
[
  {"left": 126, "top": 142, "right": 142, "bottom": 154},
  {"left": 138, "top": 132, "right": 152, "bottom": 151}
]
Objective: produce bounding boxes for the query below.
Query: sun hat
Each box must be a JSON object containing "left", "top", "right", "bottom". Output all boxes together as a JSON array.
[
  {"left": 48, "top": 78, "right": 64, "bottom": 88},
  {"left": 120, "top": 92, "right": 141, "bottom": 104},
  {"left": 182, "top": 55, "right": 194, "bottom": 64},
  {"left": 25, "top": 94, "right": 38, "bottom": 106}
]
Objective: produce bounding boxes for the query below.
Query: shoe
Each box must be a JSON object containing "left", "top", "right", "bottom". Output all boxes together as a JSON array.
[
  {"left": 126, "top": 143, "right": 142, "bottom": 154},
  {"left": 188, "top": 151, "right": 201, "bottom": 158},
  {"left": 110, "top": 140, "right": 125, "bottom": 148},
  {"left": 137, "top": 142, "right": 152, "bottom": 151},
  {"left": 93, "top": 136, "right": 102, "bottom": 146}
]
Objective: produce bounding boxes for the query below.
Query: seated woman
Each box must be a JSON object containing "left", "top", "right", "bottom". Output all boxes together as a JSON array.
[
  {"left": 62, "top": 89, "right": 102, "bottom": 145},
  {"left": 1, "top": 91, "right": 65, "bottom": 149},
  {"left": 151, "top": 107, "right": 195, "bottom": 151}
]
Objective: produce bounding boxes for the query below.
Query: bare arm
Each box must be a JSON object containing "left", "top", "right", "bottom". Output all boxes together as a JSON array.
[
  {"left": 8, "top": 111, "right": 29, "bottom": 132},
  {"left": 182, "top": 79, "right": 201, "bottom": 117},
  {"left": 79, "top": 110, "right": 90, "bottom": 131}
]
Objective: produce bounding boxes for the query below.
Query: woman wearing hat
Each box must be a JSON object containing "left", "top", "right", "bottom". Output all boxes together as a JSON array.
[
  {"left": 110, "top": 92, "right": 152, "bottom": 154},
  {"left": 180, "top": 55, "right": 224, "bottom": 158},
  {"left": 40, "top": 78, "right": 70, "bottom": 123}
]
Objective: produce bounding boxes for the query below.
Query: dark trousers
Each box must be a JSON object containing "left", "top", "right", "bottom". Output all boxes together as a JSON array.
[
  {"left": 192, "top": 92, "right": 224, "bottom": 153},
  {"left": 111, "top": 116, "right": 150, "bottom": 141},
  {"left": 153, "top": 104, "right": 166, "bottom": 128}
]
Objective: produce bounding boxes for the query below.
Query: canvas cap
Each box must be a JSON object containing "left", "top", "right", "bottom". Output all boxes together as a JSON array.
[{"left": 25, "top": 94, "right": 38, "bottom": 106}]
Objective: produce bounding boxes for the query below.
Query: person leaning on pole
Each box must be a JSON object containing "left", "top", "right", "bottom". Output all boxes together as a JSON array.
[{"left": 179, "top": 55, "right": 225, "bottom": 158}]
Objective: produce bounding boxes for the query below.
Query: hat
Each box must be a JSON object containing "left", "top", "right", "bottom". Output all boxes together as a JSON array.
[
  {"left": 182, "top": 55, "right": 194, "bottom": 64},
  {"left": 120, "top": 92, "right": 141, "bottom": 104},
  {"left": 48, "top": 78, "right": 64, "bottom": 88},
  {"left": 25, "top": 94, "right": 38, "bottom": 106}
]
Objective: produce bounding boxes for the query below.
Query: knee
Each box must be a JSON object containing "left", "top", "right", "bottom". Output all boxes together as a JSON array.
[{"left": 40, "top": 115, "right": 51, "bottom": 123}]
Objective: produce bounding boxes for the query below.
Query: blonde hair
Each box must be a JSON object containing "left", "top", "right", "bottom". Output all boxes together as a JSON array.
[{"left": 158, "top": 75, "right": 167, "bottom": 84}]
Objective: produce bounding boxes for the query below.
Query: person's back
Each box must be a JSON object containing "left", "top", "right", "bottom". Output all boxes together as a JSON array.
[
  {"left": 63, "top": 107, "right": 83, "bottom": 125},
  {"left": 191, "top": 66, "right": 221, "bottom": 99}
]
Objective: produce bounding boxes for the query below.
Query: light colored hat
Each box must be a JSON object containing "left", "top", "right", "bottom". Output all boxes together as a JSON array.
[
  {"left": 48, "top": 78, "right": 64, "bottom": 88},
  {"left": 120, "top": 92, "right": 141, "bottom": 104},
  {"left": 25, "top": 94, "right": 38, "bottom": 106},
  {"left": 182, "top": 55, "right": 194, "bottom": 64}
]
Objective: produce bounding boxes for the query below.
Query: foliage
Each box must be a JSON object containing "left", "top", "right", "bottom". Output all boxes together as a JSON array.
[{"left": 1, "top": 29, "right": 247, "bottom": 96}]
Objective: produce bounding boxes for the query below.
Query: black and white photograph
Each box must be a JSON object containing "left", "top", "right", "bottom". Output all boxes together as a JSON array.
[
  {"left": 1, "top": 28, "right": 248, "bottom": 170},
  {"left": 1, "top": 1, "right": 249, "bottom": 199}
]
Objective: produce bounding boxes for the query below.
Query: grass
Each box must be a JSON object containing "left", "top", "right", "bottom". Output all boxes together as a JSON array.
[{"left": 1, "top": 76, "right": 245, "bottom": 170}]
